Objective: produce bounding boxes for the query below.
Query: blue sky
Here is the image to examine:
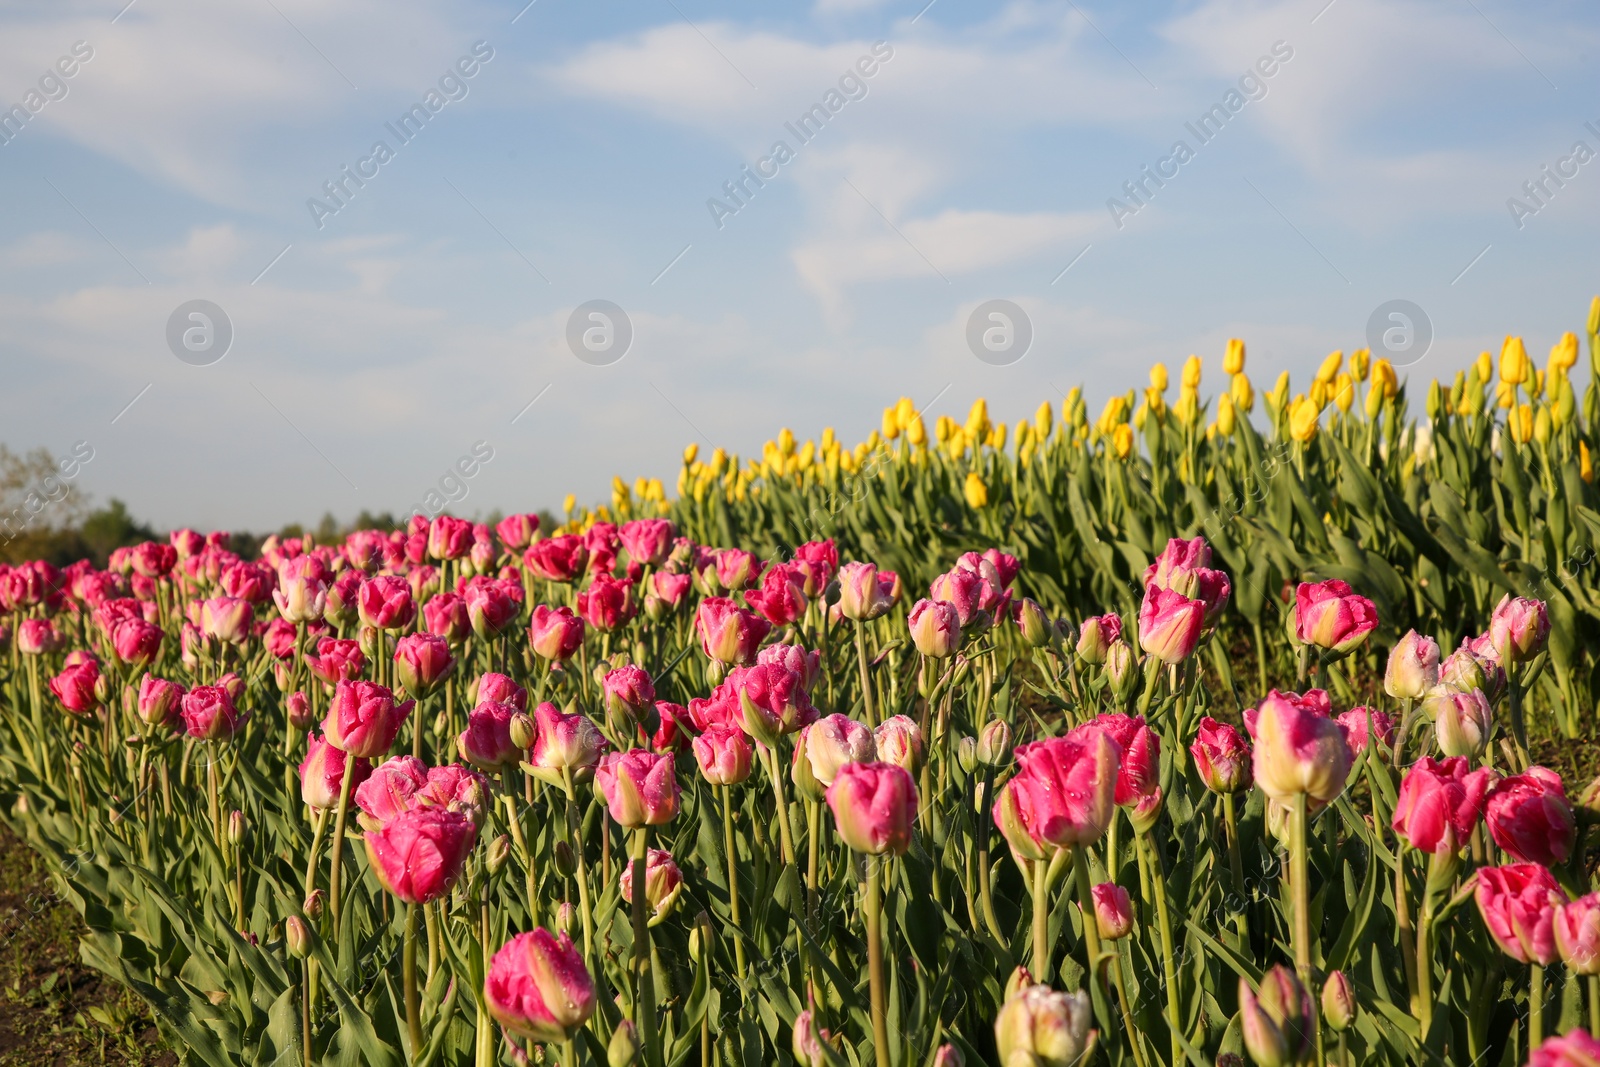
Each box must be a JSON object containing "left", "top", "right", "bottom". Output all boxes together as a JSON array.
[{"left": 0, "top": 0, "right": 1597, "bottom": 530}]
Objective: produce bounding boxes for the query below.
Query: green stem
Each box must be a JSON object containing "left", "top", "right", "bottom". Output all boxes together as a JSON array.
[
  {"left": 404, "top": 902, "right": 422, "bottom": 1060},
  {"left": 865, "top": 857, "right": 890, "bottom": 1067},
  {"left": 1222, "top": 793, "right": 1249, "bottom": 944},
  {"left": 1589, "top": 974, "right": 1599, "bottom": 1040},
  {"left": 1141, "top": 836, "right": 1181, "bottom": 1067},
  {"left": 1032, "top": 856, "right": 1051, "bottom": 981},
  {"left": 631, "top": 829, "right": 657, "bottom": 1057},
  {"left": 1531, "top": 963, "right": 1545, "bottom": 1048},
  {"left": 855, "top": 624, "right": 876, "bottom": 727},
  {"left": 1111, "top": 953, "right": 1149, "bottom": 1067},
  {"left": 721, "top": 785, "right": 746, "bottom": 975},
  {"left": 327, "top": 754, "right": 357, "bottom": 940},
  {"left": 562, "top": 767, "right": 596, "bottom": 967},
  {"left": 303, "top": 807, "right": 328, "bottom": 898}
]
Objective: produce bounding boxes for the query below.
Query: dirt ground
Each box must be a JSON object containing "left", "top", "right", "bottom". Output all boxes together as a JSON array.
[{"left": 0, "top": 823, "right": 174, "bottom": 1067}]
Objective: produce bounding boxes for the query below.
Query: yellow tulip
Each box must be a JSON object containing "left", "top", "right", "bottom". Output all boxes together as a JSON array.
[
  {"left": 1272, "top": 371, "right": 1291, "bottom": 406},
  {"left": 1494, "top": 380, "right": 1515, "bottom": 410},
  {"left": 1531, "top": 369, "right": 1546, "bottom": 401},
  {"left": 1216, "top": 392, "right": 1236, "bottom": 435},
  {"left": 1111, "top": 423, "right": 1134, "bottom": 458},
  {"left": 778, "top": 427, "right": 796, "bottom": 456},
  {"left": 1552, "top": 332, "right": 1579, "bottom": 372},
  {"left": 1583, "top": 441, "right": 1594, "bottom": 484},
  {"left": 1231, "top": 373, "right": 1255, "bottom": 413},
  {"left": 1350, "top": 348, "right": 1371, "bottom": 383},
  {"left": 1309, "top": 380, "right": 1330, "bottom": 410},
  {"left": 966, "top": 398, "right": 990, "bottom": 440},
  {"left": 710, "top": 447, "right": 728, "bottom": 475},
  {"left": 682, "top": 443, "right": 699, "bottom": 465},
  {"left": 1174, "top": 386, "right": 1199, "bottom": 425},
  {"left": 1501, "top": 336, "right": 1529, "bottom": 384},
  {"left": 1315, "top": 351, "right": 1343, "bottom": 384},
  {"left": 906, "top": 413, "right": 927, "bottom": 446},
  {"left": 1590, "top": 297, "right": 1600, "bottom": 339},
  {"left": 1534, "top": 405, "right": 1552, "bottom": 446},
  {"left": 881, "top": 408, "right": 900, "bottom": 440},
  {"left": 1149, "top": 363, "right": 1169, "bottom": 393},
  {"left": 1065, "top": 387, "right": 1083, "bottom": 426},
  {"left": 821, "top": 426, "right": 836, "bottom": 451},
  {"left": 1223, "top": 338, "right": 1245, "bottom": 375},
  {"left": 1371, "top": 358, "right": 1398, "bottom": 399},
  {"left": 562, "top": 493, "right": 576, "bottom": 515},
  {"left": 1133, "top": 402, "right": 1149, "bottom": 430},
  {"left": 1333, "top": 372, "right": 1354, "bottom": 412},
  {"left": 1364, "top": 383, "right": 1383, "bottom": 419},
  {"left": 1289, "top": 395, "right": 1320, "bottom": 441},
  {"left": 798, "top": 441, "right": 815, "bottom": 468},
  {"left": 1475, "top": 351, "right": 1493, "bottom": 384},
  {"left": 1508, "top": 403, "right": 1534, "bottom": 444},
  {"left": 1182, "top": 355, "right": 1202, "bottom": 389},
  {"left": 1034, "top": 399, "right": 1054, "bottom": 439},
  {"left": 964, "top": 471, "right": 988, "bottom": 509},
  {"left": 895, "top": 396, "right": 916, "bottom": 430}
]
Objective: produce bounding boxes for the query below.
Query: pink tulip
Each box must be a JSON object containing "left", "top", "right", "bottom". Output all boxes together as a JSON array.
[
  {"left": 305, "top": 637, "right": 366, "bottom": 687},
  {"left": 1441, "top": 640, "right": 1506, "bottom": 704},
  {"left": 287, "top": 690, "right": 314, "bottom": 729},
  {"left": 136, "top": 674, "right": 185, "bottom": 729},
  {"left": 695, "top": 598, "right": 771, "bottom": 666},
  {"left": 874, "top": 715, "right": 925, "bottom": 775},
  {"left": 1293, "top": 579, "right": 1378, "bottom": 653},
  {"left": 710, "top": 547, "right": 762, "bottom": 592},
  {"left": 1191, "top": 717, "right": 1251, "bottom": 794},
  {"left": 364, "top": 807, "right": 476, "bottom": 904},
  {"left": 619, "top": 519, "right": 675, "bottom": 566},
  {"left": 221, "top": 560, "right": 274, "bottom": 605},
  {"left": 264, "top": 618, "right": 299, "bottom": 660},
  {"left": 358, "top": 576, "right": 416, "bottom": 631},
  {"left": 1384, "top": 630, "right": 1441, "bottom": 700},
  {"left": 756, "top": 643, "right": 822, "bottom": 691},
  {"left": 524, "top": 535, "right": 589, "bottom": 583},
  {"left": 528, "top": 604, "right": 585, "bottom": 662},
  {"left": 603, "top": 665, "right": 655, "bottom": 723},
  {"left": 1475, "top": 862, "right": 1565, "bottom": 964},
  {"left": 170, "top": 528, "right": 205, "bottom": 559},
  {"left": 423, "top": 592, "right": 472, "bottom": 643},
  {"left": 928, "top": 568, "right": 989, "bottom": 629},
  {"left": 957, "top": 548, "right": 1021, "bottom": 588},
  {"left": 1486, "top": 767, "right": 1576, "bottom": 866},
  {"left": 1391, "top": 756, "right": 1497, "bottom": 854},
  {"left": 463, "top": 579, "right": 520, "bottom": 639},
  {"left": 1555, "top": 894, "right": 1600, "bottom": 975},
  {"left": 528, "top": 702, "right": 608, "bottom": 783},
  {"left": 427, "top": 515, "right": 474, "bottom": 561},
  {"left": 1137, "top": 584, "right": 1205, "bottom": 664},
  {"left": 1142, "top": 536, "right": 1211, "bottom": 588},
  {"left": 797, "top": 714, "right": 877, "bottom": 787},
  {"left": 1335, "top": 707, "right": 1395, "bottom": 758},
  {"left": 273, "top": 563, "right": 328, "bottom": 624},
  {"left": 584, "top": 522, "right": 620, "bottom": 577},
  {"left": 1075, "top": 614, "right": 1126, "bottom": 662},
  {"left": 484, "top": 929, "right": 597, "bottom": 1043},
  {"left": 324, "top": 570, "right": 363, "bottom": 627},
  {"left": 908, "top": 598, "right": 962, "bottom": 658},
  {"left": 16, "top": 618, "right": 61, "bottom": 655},
  {"left": 458, "top": 702, "right": 523, "bottom": 770},
  {"left": 789, "top": 540, "right": 838, "bottom": 598},
  {"left": 495, "top": 513, "right": 540, "bottom": 552},
  {"left": 1490, "top": 594, "right": 1551, "bottom": 666},
  {"left": 200, "top": 596, "right": 253, "bottom": 644},
  {"left": 619, "top": 847, "right": 685, "bottom": 923},
  {"left": 355, "top": 755, "right": 430, "bottom": 828},
  {"left": 321, "top": 680, "right": 414, "bottom": 759},
  {"left": 393, "top": 632, "right": 454, "bottom": 697},
  {"left": 131, "top": 540, "right": 178, "bottom": 578},
  {"left": 646, "top": 571, "right": 692, "bottom": 611},
  {"left": 725, "top": 662, "right": 816, "bottom": 743},
  {"left": 744, "top": 564, "right": 808, "bottom": 626},
  {"left": 1092, "top": 882, "right": 1134, "bottom": 940},
  {"left": 111, "top": 618, "right": 162, "bottom": 667},
  {"left": 181, "top": 684, "right": 247, "bottom": 741},
  {"left": 474, "top": 672, "right": 527, "bottom": 711},
  {"left": 838, "top": 561, "right": 898, "bottom": 622},
  {"left": 49, "top": 661, "right": 102, "bottom": 715},
  {"left": 341, "top": 530, "right": 387, "bottom": 573},
  {"left": 1082, "top": 713, "right": 1159, "bottom": 807},
  {"left": 572, "top": 575, "right": 627, "bottom": 633},
  {"left": 1528, "top": 1030, "right": 1600, "bottom": 1067},
  {"left": 692, "top": 724, "right": 753, "bottom": 785},
  {"left": 994, "top": 732, "right": 1120, "bottom": 858},
  {"left": 827, "top": 761, "right": 918, "bottom": 856},
  {"left": 1239, "top": 967, "right": 1314, "bottom": 1067},
  {"left": 300, "top": 733, "right": 373, "bottom": 809},
  {"left": 595, "top": 749, "right": 680, "bottom": 827},
  {"left": 1250, "top": 689, "right": 1352, "bottom": 804}
]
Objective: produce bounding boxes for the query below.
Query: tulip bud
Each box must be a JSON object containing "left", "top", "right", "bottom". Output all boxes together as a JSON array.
[
  {"left": 608, "top": 1020, "right": 640, "bottom": 1067},
  {"left": 977, "top": 719, "right": 1013, "bottom": 766},
  {"left": 1578, "top": 774, "right": 1600, "bottom": 825},
  {"left": 285, "top": 915, "right": 312, "bottom": 959},
  {"left": 932, "top": 1045, "right": 965, "bottom": 1067},
  {"left": 1216, "top": 1054, "right": 1245, "bottom": 1067},
  {"left": 509, "top": 712, "right": 536, "bottom": 750},
  {"left": 1104, "top": 641, "right": 1138, "bottom": 703},
  {"left": 554, "top": 900, "right": 577, "bottom": 939},
  {"left": 302, "top": 889, "right": 326, "bottom": 920},
  {"left": 792, "top": 1010, "right": 831, "bottom": 1067},
  {"left": 1003, "top": 966, "right": 1035, "bottom": 1003},
  {"left": 1016, "top": 598, "right": 1051, "bottom": 648},
  {"left": 1092, "top": 882, "right": 1133, "bottom": 940},
  {"left": 357, "top": 624, "right": 381, "bottom": 659},
  {"left": 1239, "top": 967, "right": 1313, "bottom": 1067},
  {"left": 486, "top": 834, "right": 512, "bottom": 874},
  {"left": 874, "top": 715, "right": 925, "bottom": 775},
  {"left": 1384, "top": 630, "right": 1440, "bottom": 700},
  {"left": 956, "top": 736, "right": 979, "bottom": 774},
  {"left": 553, "top": 840, "right": 577, "bottom": 879},
  {"left": 1321, "top": 971, "right": 1356, "bottom": 1031},
  {"left": 286, "top": 690, "right": 314, "bottom": 729},
  {"left": 227, "top": 810, "right": 246, "bottom": 847},
  {"left": 994, "top": 985, "right": 1096, "bottom": 1067},
  {"left": 1128, "top": 788, "right": 1164, "bottom": 835},
  {"left": 1076, "top": 614, "right": 1119, "bottom": 664},
  {"left": 1428, "top": 686, "right": 1493, "bottom": 758}
]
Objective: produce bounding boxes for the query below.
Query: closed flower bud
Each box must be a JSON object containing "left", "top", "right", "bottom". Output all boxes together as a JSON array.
[
  {"left": 1239, "top": 967, "right": 1313, "bottom": 1067},
  {"left": 1075, "top": 614, "right": 1121, "bottom": 664},
  {"left": 1555, "top": 893, "right": 1600, "bottom": 975},
  {"left": 227, "top": 810, "right": 246, "bottom": 846},
  {"left": 508, "top": 712, "right": 536, "bottom": 750},
  {"left": 1427, "top": 686, "right": 1493, "bottom": 758},
  {"left": 1103, "top": 640, "right": 1138, "bottom": 703},
  {"left": 553, "top": 841, "right": 577, "bottom": 879},
  {"left": 956, "top": 736, "right": 979, "bottom": 774},
  {"left": 1320, "top": 971, "right": 1356, "bottom": 1031},
  {"left": 931, "top": 1045, "right": 964, "bottom": 1067},
  {"left": 619, "top": 848, "right": 685, "bottom": 926},
  {"left": 554, "top": 900, "right": 577, "bottom": 938},
  {"left": 1015, "top": 598, "right": 1051, "bottom": 647},
  {"left": 827, "top": 762, "right": 918, "bottom": 856},
  {"left": 977, "top": 719, "right": 1013, "bottom": 766},
  {"left": 1191, "top": 717, "right": 1251, "bottom": 794},
  {"left": 1092, "top": 882, "right": 1133, "bottom": 940},
  {"left": 302, "top": 889, "right": 326, "bottom": 920},
  {"left": 874, "top": 715, "right": 925, "bottom": 775},
  {"left": 486, "top": 834, "right": 512, "bottom": 874},
  {"left": 608, "top": 1020, "right": 640, "bottom": 1067},
  {"left": 1384, "top": 630, "right": 1440, "bottom": 700},
  {"left": 908, "top": 598, "right": 962, "bottom": 658},
  {"left": 285, "top": 916, "right": 312, "bottom": 959},
  {"left": 994, "top": 985, "right": 1096, "bottom": 1067}
]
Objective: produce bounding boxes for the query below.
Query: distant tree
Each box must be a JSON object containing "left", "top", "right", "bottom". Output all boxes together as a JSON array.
[{"left": 78, "top": 499, "right": 158, "bottom": 565}]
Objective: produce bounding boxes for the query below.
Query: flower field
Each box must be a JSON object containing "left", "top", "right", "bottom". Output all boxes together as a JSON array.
[{"left": 5, "top": 304, "right": 1600, "bottom": 1067}]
